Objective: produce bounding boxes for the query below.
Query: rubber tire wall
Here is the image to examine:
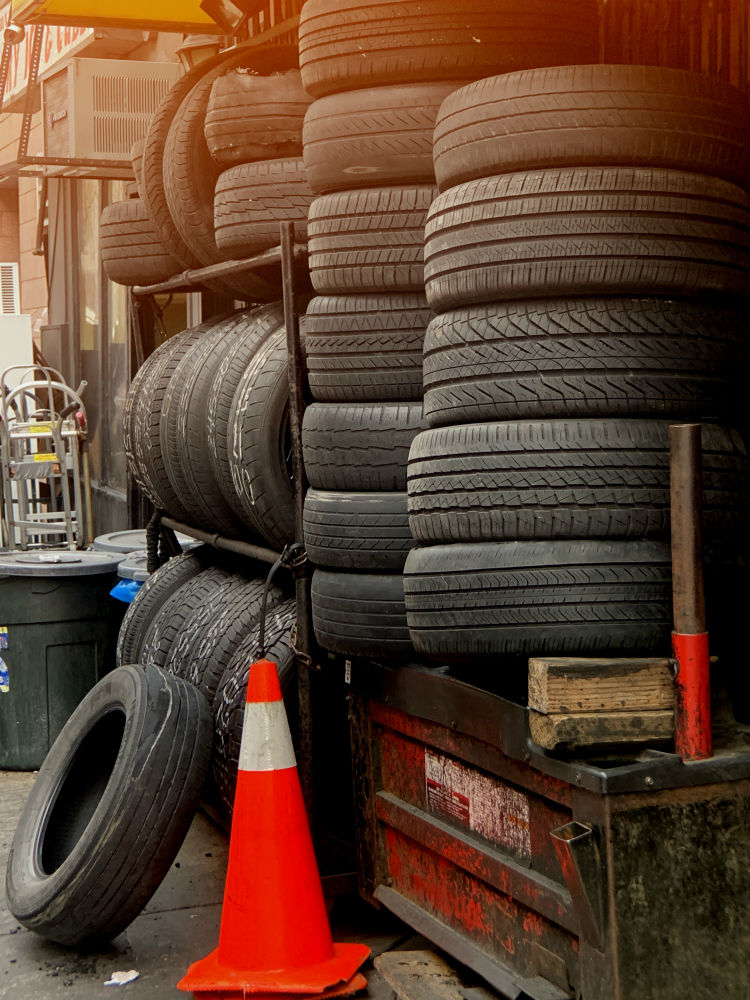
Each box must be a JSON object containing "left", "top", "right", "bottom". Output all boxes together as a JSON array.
[
  {"left": 5, "top": 664, "right": 211, "bottom": 948},
  {"left": 100, "top": 199, "right": 180, "bottom": 287}
]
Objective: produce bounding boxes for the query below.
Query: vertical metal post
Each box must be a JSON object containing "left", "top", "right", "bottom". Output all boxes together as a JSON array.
[
  {"left": 280, "top": 221, "right": 316, "bottom": 821},
  {"left": 669, "top": 423, "right": 712, "bottom": 761}
]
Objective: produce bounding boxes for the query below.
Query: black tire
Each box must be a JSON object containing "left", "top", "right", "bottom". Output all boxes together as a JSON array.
[
  {"left": 302, "top": 402, "right": 425, "bottom": 491},
  {"left": 407, "top": 420, "right": 749, "bottom": 543},
  {"left": 212, "top": 598, "right": 297, "bottom": 818},
  {"left": 100, "top": 199, "right": 180, "bottom": 287},
  {"left": 403, "top": 540, "right": 673, "bottom": 660},
  {"left": 422, "top": 298, "right": 748, "bottom": 427},
  {"left": 205, "top": 67, "right": 311, "bottom": 167},
  {"left": 305, "top": 293, "right": 431, "bottom": 403},
  {"left": 124, "top": 319, "right": 228, "bottom": 518},
  {"left": 304, "top": 490, "right": 413, "bottom": 570},
  {"left": 302, "top": 82, "right": 461, "bottom": 193},
  {"left": 424, "top": 167, "right": 750, "bottom": 311},
  {"left": 5, "top": 664, "right": 211, "bottom": 947},
  {"left": 161, "top": 314, "right": 250, "bottom": 534},
  {"left": 159, "top": 313, "right": 244, "bottom": 534},
  {"left": 165, "top": 575, "right": 285, "bottom": 708},
  {"left": 311, "top": 569, "right": 412, "bottom": 657},
  {"left": 214, "top": 158, "right": 313, "bottom": 260},
  {"left": 115, "top": 547, "right": 212, "bottom": 667},
  {"left": 433, "top": 65, "right": 750, "bottom": 192},
  {"left": 228, "top": 327, "right": 294, "bottom": 548},
  {"left": 307, "top": 186, "right": 436, "bottom": 294},
  {"left": 298, "top": 0, "right": 599, "bottom": 99},
  {"left": 140, "top": 566, "right": 233, "bottom": 670},
  {"left": 207, "top": 301, "right": 287, "bottom": 518}
]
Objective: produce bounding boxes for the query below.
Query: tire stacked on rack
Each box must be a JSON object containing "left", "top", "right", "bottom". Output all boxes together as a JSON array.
[
  {"left": 403, "top": 65, "right": 750, "bottom": 663},
  {"left": 297, "top": 0, "right": 601, "bottom": 660},
  {"left": 124, "top": 303, "right": 299, "bottom": 548},
  {"left": 206, "top": 51, "right": 315, "bottom": 290}
]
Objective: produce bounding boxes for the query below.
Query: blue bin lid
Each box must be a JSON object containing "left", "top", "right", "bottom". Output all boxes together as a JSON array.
[{"left": 0, "top": 551, "right": 124, "bottom": 577}]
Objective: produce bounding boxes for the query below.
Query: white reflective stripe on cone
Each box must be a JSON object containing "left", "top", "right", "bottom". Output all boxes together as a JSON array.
[{"left": 238, "top": 700, "right": 296, "bottom": 772}]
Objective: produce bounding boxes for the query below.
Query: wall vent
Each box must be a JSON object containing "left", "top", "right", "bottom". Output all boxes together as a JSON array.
[
  {"left": 42, "top": 58, "right": 181, "bottom": 163},
  {"left": 0, "top": 263, "right": 20, "bottom": 315}
]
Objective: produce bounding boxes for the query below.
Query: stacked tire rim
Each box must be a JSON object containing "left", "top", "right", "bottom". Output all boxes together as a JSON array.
[
  {"left": 404, "top": 64, "right": 750, "bottom": 664},
  {"left": 298, "top": 0, "right": 602, "bottom": 660}
]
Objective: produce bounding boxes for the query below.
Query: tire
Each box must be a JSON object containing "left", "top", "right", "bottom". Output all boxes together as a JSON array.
[
  {"left": 159, "top": 313, "right": 243, "bottom": 534},
  {"left": 214, "top": 158, "right": 313, "bottom": 260},
  {"left": 302, "top": 402, "right": 425, "bottom": 491},
  {"left": 311, "top": 569, "right": 412, "bottom": 657},
  {"left": 302, "top": 82, "right": 462, "bottom": 193},
  {"left": 100, "top": 199, "right": 180, "bottom": 287},
  {"left": 403, "top": 540, "right": 674, "bottom": 660},
  {"left": 124, "top": 319, "right": 228, "bottom": 518},
  {"left": 298, "top": 0, "right": 599, "bottom": 99},
  {"left": 207, "top": 301, "right": 287, "bottom": 517},
  {"left": 5, "top": 664, "right": 211, "bottom": 947},
  {"left": 304, "top": 490, "right": 413, "bottom": 570},
  {"left": 165, "top": 575, "right": 285, "bottom": 708},
  {"left": 205, "top": 67, "right": 311, "bottom": 167},
  {"left": 162, "top": 314, "right": 250, "bottom": 535},
  {"left": 212, "top": 598, "right": 297, "bottom": 818},
  {"left": 407, "top": 420, "right": 749, "bottom": 543},
  {"left": 131, "top": 138, "right": 145, "bottom": 199},
  {"left": 433, "top": 65, "right": 750, "bottom": 192},
  {"left": 304, "top": 293, "right": 431, "bottom": 403},
  {"left": 228, "top": 327, "right": 294, "bottom": 548},
  {"left": 140, "top": 565, "right": 233, "bottom": 669},
  {"left": 424, "top": 167, "right": 750, "bottom": 311},
  {"left": 307, "top": 186, "right": 436, "bottom": 294},
  {"left": 422, "top": 298, "right": 748, "bottom": 427},
  {"left": 115, "top": 547, "right": 212, "bottom": 666}
]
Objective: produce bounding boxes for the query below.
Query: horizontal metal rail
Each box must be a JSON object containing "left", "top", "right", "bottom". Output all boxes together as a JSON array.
[
  {"left": 160, "top": 515, "right": 281, "bottom": 565},
  {"left": 131, "top": 245, "right": 307, "bottom": 297}
]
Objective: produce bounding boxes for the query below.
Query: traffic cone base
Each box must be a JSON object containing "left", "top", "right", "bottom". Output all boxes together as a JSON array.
[
  {"left": 179, "top": 941, "right": 370, "bottom": 994},
  {"left": 190, "top": 970, "right": 368, "bottom": 1000}
]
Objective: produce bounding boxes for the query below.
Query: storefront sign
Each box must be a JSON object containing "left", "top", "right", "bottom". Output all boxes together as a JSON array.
[{"left": 1, "top": 3, "right": 93, "bottom": 107}]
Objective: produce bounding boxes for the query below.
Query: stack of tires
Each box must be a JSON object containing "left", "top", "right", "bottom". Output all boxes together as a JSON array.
[
  {"left": 403, "top": 65, "right": 750, "bottom": 663},
  {"left": 208, "top": 51, "right": 316, "bottom": 273},
  {"left": 116, "top": 544, "right": 297, "bottom": 819},
  {"left": 101, "top": 46, "right": 308, "bottom": 302},
  {"left": 123, "top": 303, "right": 297, "bottom": 549},
  {"left": 297, "top": 0, "right": 602, "bottom": 660}
]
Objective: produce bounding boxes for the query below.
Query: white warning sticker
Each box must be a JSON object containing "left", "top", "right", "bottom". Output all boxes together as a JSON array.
[{"left": 425, "top": 750, "right": 531, "bottom": 860}]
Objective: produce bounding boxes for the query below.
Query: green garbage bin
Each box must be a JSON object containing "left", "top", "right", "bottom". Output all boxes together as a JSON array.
[{"left": 0, "top": 550, "right": 124, "bottom": 770}]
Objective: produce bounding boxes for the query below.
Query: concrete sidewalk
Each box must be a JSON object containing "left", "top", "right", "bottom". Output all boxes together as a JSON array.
[{"left": 0, "top": 770, "right": 410, "bottom": 999}]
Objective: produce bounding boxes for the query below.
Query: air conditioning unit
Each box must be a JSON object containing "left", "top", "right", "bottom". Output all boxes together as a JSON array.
[{"left": 41, "top": 58, "right": 181, "bottom": 163}]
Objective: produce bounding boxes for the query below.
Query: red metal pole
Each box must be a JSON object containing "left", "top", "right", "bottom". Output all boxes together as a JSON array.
[{"left": 669, "top": 423, "right": 712, "bottom": 761}]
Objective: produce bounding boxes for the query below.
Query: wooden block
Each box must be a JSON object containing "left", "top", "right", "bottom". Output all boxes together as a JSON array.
[
  {"left": 374, "top": 950, "right": 499, "bottom": 1000},
  {"left": 529, "top": 708, "right": 674, "bottom": 750},
  {"left": 528, "top": 657, "right": 674, "bottom": 715}
]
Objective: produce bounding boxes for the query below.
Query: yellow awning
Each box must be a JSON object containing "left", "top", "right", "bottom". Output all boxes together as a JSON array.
[{"left": 9, "top": 0, "right": 228, "bottom": 32}]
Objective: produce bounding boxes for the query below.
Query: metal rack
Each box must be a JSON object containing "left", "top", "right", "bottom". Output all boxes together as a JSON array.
[{"left": 0, "top": 366, "right": 93, "bottom": 551}]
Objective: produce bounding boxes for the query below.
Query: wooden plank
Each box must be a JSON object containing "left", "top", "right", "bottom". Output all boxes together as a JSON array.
[
  {"left": 374, "top": 950, "right": 501, "bottom": 1000},
  {"left": 529, "top": 708, "right": 674, "bottom": 750},
  {"left": 528, "top": 657, "right": 674, "bottom": 715}
]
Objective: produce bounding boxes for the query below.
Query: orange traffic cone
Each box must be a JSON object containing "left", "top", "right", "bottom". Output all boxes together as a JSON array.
[{"left": 178, "top": 659, "right": 370, "bottom": 997}]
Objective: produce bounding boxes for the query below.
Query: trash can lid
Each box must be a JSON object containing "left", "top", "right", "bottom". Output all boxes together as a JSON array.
[
  {"left": 0, "top": 550, "right": 124, "bottom": 577},
  {"left": 117, "top": 550, "right": 149, "bottom": 582},
  {"left": 93, "top": 529, "right": 198, "bottom": 553}
]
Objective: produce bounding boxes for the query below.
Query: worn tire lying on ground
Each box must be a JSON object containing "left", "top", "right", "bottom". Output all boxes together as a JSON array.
[{"left": 5, "top": 664, "right": 211, "bottom": 947}]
